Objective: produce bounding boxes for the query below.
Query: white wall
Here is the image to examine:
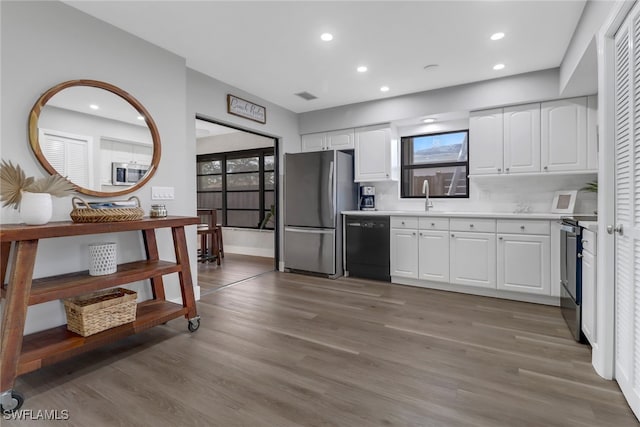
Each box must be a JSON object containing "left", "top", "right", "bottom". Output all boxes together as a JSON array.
[
  {"left": 188, "top": 69, "right": 301, "bottom": 267},
  {"left": 1, "top": 1, "right": 195, "bottom": 333},
  {"left": 560, "top": 0, "right": 617, "bottom": 96},
  {"left": 196, "top": 131, "right": 273, "bottom": 155},
  {"left": 298, "top": 69, "right": 563, "bottom": 133}
]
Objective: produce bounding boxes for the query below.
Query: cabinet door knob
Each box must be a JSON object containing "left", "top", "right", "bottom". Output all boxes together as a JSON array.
[
  {"left": 431, "top": 222, "right": 435, "bottom": 226},
  {"left": 582, "top": 239, "right": 587, "bottom": 244},
  {"left": 401, "top": 221, "right": 405, "bottom": 225},
  {"left": 412, "top": 232, "right": 416, "bottom": 236},
  {"left": 497, "top": 168, "right": 502, "bottom": 172},
  {"left": 469, "top": 224, "right": 474, "bottom": 228},
  {"left": 499, "top": 237, "right": 503, "bottom": 240},
  {"left": 419, "top": 232, "right": 423, "bottom": 236},
  {"left": 506, "top": 168, "right": 510, "bottom": 172},
  {"left": 451, "top": 234, "right": 455, "bottom": 238},
  {"left": 543, "top": 166, "right": 548, "bottom": 170},
  {"left": 577, "top": 253, "right": 583, "bottom": 258},
  {"left": 520, "top": 225, "right": 525, "bottom": 230}
]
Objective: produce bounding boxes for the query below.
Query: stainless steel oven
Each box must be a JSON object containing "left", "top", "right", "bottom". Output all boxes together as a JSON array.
[{"left": 560, "top": 216, "right": 596, "bottom": 342}]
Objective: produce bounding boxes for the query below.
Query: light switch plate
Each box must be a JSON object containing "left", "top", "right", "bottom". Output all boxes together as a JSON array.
[{"left": 151, "top": 186, "right": 175, "bottom": 200}]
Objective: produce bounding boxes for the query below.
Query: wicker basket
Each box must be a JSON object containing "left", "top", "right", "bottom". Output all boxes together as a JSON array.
[
  {"left": 70, "top": 196, "right": 144, "bottom": 223},
  {"left": 64, "top": 288, "right": 137, "bottom": 337}
]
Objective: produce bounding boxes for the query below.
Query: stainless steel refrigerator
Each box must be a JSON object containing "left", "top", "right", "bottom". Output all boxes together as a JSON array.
[{"left": 284, "top": 150, "right": 356, "bottom": 277}]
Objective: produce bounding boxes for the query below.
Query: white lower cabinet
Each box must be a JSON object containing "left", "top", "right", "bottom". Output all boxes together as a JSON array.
[
  {"left": 389, "top": 216, "right": 555, "bottom": 303},
  {"left": 449, "top": 231, "right": 496, "bottom": 288},
  {"left": 390, "top": 228, "right": 418, "bottom": 278},
  {"left": 418, "top": 230, "right": 450, "bottom": 283},
  {"left": 497, "top": 234, "right": 550, "bottom": 295},
  {"left": 581, "top": 229, "right": 597, "bottom": 345}
]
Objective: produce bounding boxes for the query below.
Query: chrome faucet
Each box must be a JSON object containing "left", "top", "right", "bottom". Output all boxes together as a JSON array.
[{"left": 422, "top": 180, "right": 434, "bottom": 211}]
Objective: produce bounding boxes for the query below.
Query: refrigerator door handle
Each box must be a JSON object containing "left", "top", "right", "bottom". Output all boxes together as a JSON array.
[
  {"left": 285, "top": 227, "right": 334, "bottom": 234},
  {"left": 328, "top": 160, "right": 334, "bottom": 217}
]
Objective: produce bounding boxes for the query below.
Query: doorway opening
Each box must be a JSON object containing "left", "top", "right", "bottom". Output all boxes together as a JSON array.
[{"left": 195, "top": 117, "right": 279, "bottom": 295}]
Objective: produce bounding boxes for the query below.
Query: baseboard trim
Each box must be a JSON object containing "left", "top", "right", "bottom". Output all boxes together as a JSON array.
[{"left": 391, "top": 277, "right": 559, "bottom": 306}]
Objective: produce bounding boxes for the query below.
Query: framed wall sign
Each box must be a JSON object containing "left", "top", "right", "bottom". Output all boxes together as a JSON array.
[
  {"left": 227, "top": 94, "right": 266, "bottom": 124},
  {"left": 551, "top": 190, "right": 578, "bottom": 214}
]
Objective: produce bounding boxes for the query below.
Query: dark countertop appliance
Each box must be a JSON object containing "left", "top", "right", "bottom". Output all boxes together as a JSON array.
[
  {"left": 345, "top": 216, "right": 390, "bottom": 282},
  {"left": 560, "top": 216, "right": 596, "bottom": 342},
  {"left": 359, "top": 185, "right": 376, "bottom": 211}
]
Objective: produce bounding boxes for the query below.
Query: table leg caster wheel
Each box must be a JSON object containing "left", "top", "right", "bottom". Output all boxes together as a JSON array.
[
  {"left": 188, "top": 316, "right": 201, "bottom": 332},
  {"left": 1, "top": 390, "right": 24, "bottom": 414}
]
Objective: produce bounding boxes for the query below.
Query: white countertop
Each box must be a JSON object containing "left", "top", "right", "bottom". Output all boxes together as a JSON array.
[{"left": 341, "top": 210, "right": 567, "bottom": 220}]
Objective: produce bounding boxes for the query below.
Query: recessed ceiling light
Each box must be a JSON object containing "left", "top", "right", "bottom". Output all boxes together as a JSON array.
[
  {"left": 89, "top": 104, "right": 99, "bottom": 110},
  {"left": 490, "top": 32, "right": 505, "bottom": 41},
  {"left": 320, "top": 33, "right": 333, "bottom": 42},
  {"left": 423, "top": 118, "right": 436, "bottom": 123},
  {"left": 380, "top": 86, "right": 390, "bottom": 92},
  {"left": 137, "top": 115, "right": 145, "bottom": 121},
  {"left": 493, "top": 63, "right": 505, "bottom": 70},
  {"left": 357, "top": 65, "right": 368, "bottom": 73}
]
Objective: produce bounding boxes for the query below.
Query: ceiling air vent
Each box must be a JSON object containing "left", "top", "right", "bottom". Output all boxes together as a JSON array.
[{"left": 295, "top": 91, "right": 318, "bottom": 101}]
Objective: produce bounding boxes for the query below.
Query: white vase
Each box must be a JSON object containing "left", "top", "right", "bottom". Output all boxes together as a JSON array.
[{"left": 20, "top": 192, "right": 52, "bottom": 225}]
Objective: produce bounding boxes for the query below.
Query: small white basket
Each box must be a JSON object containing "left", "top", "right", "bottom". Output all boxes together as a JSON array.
[{"left": 88, "top": 242, "right": 117, "bottom": 276}]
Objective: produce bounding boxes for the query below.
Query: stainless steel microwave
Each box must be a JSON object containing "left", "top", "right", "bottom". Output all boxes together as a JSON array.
[{"left": 111, "top": 162, "right": 149, "bottom": 186}]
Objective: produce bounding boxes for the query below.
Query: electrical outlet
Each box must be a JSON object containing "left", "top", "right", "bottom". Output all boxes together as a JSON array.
[{"left": 151, "top": 186, "right": 175, "bottom": 200}]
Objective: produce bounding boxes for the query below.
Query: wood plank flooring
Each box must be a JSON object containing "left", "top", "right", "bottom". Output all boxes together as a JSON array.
[
  {"left": 5, "top": 272, "right": 638, "bottom": 426},
  {"left": 198, "top": 253, "right": 275, "bottom": 293}
]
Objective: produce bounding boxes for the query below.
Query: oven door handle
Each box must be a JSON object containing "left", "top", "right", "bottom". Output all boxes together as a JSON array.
[{"left": 560, "top": 224, "right": 578, "bottom": 233}]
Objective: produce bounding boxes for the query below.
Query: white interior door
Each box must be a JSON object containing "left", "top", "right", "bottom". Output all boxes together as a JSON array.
[
  {"left": 614, "top": 6, "right": 640, "bottom": 418},
  {"left": 40, "top": 129, "right": 92, "bottom": 188}
]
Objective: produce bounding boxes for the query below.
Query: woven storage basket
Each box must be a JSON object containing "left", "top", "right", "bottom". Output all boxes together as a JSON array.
[
  {"left": 64, "top": 288, "right": 137, "bottom": 337},
  {"left": 70, "top": 196, "right": 144, "bottom": 223}
]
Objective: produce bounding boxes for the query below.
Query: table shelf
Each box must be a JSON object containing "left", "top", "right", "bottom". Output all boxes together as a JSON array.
[
  {"left": 18, "top": 300, "right": 187, "bottom": 376},
  {"left": 2, "top": 260, "right": 182, "bottom": 305}
]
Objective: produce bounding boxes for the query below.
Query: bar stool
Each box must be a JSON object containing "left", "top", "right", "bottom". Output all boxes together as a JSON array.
[{"left": 197, "top": 209, "right": 223, "bottom": 264}]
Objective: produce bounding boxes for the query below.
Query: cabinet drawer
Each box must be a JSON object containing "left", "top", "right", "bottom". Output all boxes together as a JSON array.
[
  {"left": 418, "top": 217, "right": 449, "bottom": 231},
  {"left": 582, "top": 229, "right": 597, "bottom": 256},
  {"left": 391, "top": 216, "right": 418, "bottom": 229},
  {"left": 450, "top": 218, "right": 496, "bottom": 233},
  {"left": 497, "top": 220, "right": 550, "bottom": 235}
]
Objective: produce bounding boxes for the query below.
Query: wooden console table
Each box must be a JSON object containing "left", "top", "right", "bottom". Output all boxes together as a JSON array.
[{"left": 0, "top": 216, "right": 200, "bottom": 413}]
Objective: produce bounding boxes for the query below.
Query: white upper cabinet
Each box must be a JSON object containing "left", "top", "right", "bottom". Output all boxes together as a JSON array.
[
  {"left": 469, "top": 108, "right": 504, "bottom": 175},
  {"left": 354, "top": 124, "right": 396, "bottom": 182},
  {"left": 470, "top": 97, "right": 595, "bottom": 176},
  {"left": 301, "top": 129, "right": 355, "bottom": 152},
  {"left": 503, "top": 103, "right": 541, "bottom": 174},
  {"left": 301, "top": 133, "right": 326, "bottom": 152},
  {"left": 541, "top": 97, "right": 588, "bottom": 172},
  {"left": 326, "top": 129, "right": 355, "bottom": 150}
]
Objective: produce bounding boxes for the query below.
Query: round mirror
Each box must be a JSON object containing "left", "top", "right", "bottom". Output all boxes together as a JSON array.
[{"left": 28, "top": 80, "right": 161, "bottom": 197}]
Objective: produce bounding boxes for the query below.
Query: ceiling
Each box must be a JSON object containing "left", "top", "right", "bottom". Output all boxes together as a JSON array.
[{"left": 64, "top": 1, "right": 586, "bottom": 114}]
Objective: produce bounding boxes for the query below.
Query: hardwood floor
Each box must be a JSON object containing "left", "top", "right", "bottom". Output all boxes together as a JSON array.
[
  {"left": 197, "top": 253, "right": 275, "bottom": 293},
  {"left": 6, "top": 272, "right": 638, "bottom": 426}
]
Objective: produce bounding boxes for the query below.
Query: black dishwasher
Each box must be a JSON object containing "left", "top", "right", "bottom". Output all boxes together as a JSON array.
[{"left": 345, "top": 216, "right": 390, "bottom": 282}]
